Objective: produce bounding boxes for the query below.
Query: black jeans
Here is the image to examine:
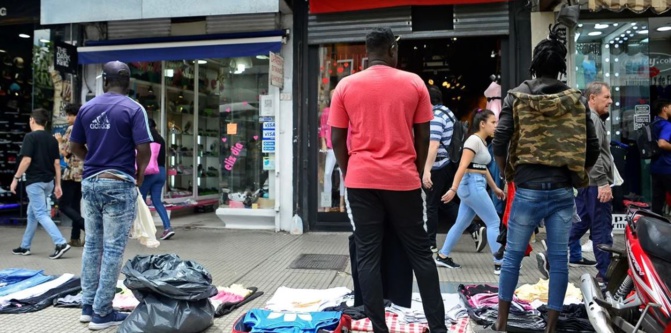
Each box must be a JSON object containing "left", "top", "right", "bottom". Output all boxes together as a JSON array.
[
  {"left": 59, "top": 180, "right": 85, "bottom": 240},
  {"left": 651, "top": 173, "right": 671, "bottom": 215},
  {"left": 347, "top": 188, "right": 447, "bottom": 333}
]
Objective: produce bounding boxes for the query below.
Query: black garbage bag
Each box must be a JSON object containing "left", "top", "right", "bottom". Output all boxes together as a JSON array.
[{"left": 118, "top": 254, "right": 218, "bottom": 333}]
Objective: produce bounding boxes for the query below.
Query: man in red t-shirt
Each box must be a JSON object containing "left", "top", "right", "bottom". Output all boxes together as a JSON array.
[{"left": 328, "top": 27, "right": 447, "bottom": 333}]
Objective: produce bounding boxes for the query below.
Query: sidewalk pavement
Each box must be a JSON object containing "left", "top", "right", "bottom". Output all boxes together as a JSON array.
[{"left": 0, "top": 213, "right": 598, "bottom": 332}]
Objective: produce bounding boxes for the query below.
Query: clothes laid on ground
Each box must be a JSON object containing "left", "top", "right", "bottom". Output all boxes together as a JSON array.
[
  {"left": 211, "top": 285, "right": 264, "bottom": 318},
  {"left": 352, "top": 312, "right": 428, "bottom": 333},
  {"left": 244, "top": 309, "right": 343, "bottom": 333},
  {"left": 515, "top": 279, "right": 583, "bottom": 305},
  {"left": 0, "top": 271, "right": 54, "bottom": 297},
  {"left": 538, "top": 304, "right": 595, "bottom": 332},
  {"left": 405, "top": 293, "right": 468, "bottom": 324},
  {"left": 113, "top": 281, "right": 139, "bottom": 311},
  {"left": 54, "top": 293, "right": 82, "bottom": 308},
  {"left": 266, "top": 287, "right": 351, "bottom": 313},
  {"left": 0, "top": 276, "right": 80, "bottom": 314},
  {"left": 0, "top": 274, "right": 74, "bottom": 308},
  {"left": 323, "top": 302, "right": 375, "bottom": 320},
  {"left": 0, "top": 269, "right": 44, "bottom": 289}
]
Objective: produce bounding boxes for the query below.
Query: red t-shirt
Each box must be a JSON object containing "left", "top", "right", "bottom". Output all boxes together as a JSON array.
[{"left": 328, "top": 65, "right": 433, "bottom": 191}]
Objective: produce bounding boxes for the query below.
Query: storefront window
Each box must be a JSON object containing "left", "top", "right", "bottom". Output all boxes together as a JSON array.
[{"left": 123, "top": 56, "right": 272, "bottom": 209}]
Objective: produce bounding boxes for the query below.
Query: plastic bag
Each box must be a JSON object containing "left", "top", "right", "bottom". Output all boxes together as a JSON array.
[
  {"left": 130, "top": 188, "right": 160, "bottom": 248},
  {"left": 118, "top": 254, "right": 218, "bottom": 333}
]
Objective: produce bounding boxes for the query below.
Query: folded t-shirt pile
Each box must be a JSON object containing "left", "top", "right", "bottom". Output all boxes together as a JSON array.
[
  {"left": 459, "top": 283, "right": 594, "bottom": 333},
  {"left": 210, "top": 283, "right": 263, "bottom": 317},
  {"left": 0, "top": 268, "right": 81, "bottom": 314}
]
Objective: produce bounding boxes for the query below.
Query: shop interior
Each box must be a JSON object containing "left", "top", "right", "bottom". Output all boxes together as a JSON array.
[
  {"left": 119, "top": 55, "right": 274, "bottom": 211},
  {"left": 316, "top": 37, "right": 501, "bottom": 216},
  {"left": 575, "top": 17, "right": 671, "bottom": 209}
]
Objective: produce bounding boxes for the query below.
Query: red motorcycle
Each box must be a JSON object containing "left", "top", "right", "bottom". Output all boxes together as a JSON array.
[{"left": 580, "top": 202, "right": 671, "bottom": 333}]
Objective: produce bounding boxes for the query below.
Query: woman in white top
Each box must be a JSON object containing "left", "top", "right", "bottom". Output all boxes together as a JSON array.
[{"left": 435, "top": 109, "right": 506, "bottom": 274}]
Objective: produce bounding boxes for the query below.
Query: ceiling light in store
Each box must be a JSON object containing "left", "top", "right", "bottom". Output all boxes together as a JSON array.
[
  {"left": 605, "top": 73, "right": 610, "bottom": 77},
  {"left": 624, "top": 37, "right": 628, "bottom": 40},
  {"left": 614, "top": 44, "right": 619, "bottom": 48},
  {"left": 164, "top": 69, "right": 174, "bottom": 77},
  {"left": 256, "top": 55, "right": 270, "bottom": 60},
  {"left": 631, "top": 22, "right": 637, "bottom": 26},
  {"left": 629, "top": 33, "right": 634, "bottom": 37},
  {"left": 642, "top": 26, "right": 647, "bottom": 29},
  {"left": 626, "top": 30, "right": 631, "bottom": 33},
  {"left": 576, "top": 66, "right": 579, "bottom": 71},
  {"left": 452, "top": 38, "right": 457, "bottom": 41},
  {"left": 621, "top": 34, "right": 625, "bottom": 37},
  {"left": 588, "top": 31, "right": 603, "bottom": 36},
  {"left": 613, "top": 23, "right": 619, "bottom": 26},
  {"left": 491, "top": 50, "right": 496, "bottom": 58},
  {"left": 615, "top": 58, "right": 619, "bottom": 62},
  {"left": 609, "top": 40, "right": 614, "bottom": 44},
  {"left": 615, "top": 73, "right": 619, "bottom": 77},
  {"left": 605, "top": 45, "right": 609, "bottom": 49},
  {"left": 641, "top": 38, "right": 649, "bottom": 43},
  {"left": 633, "top": 26, "right": 638, "bottom": 30},
  {"left": 595, "top": 24, "right": 609, "bottom": 29},
  {"left": 605, "top": 57, "right": 609, "bottom": 62},
  {"left": 578, "top": 24, "right": 583, "bottom": 27},
  {"left": 18, "top": 34, "right": 30, "bottom": 38},
  {"left": 657, "top": 26, "right": 671, "bottom": 32},
  {"left": 39, "top": 38, "right": 50, "bottom": 43},
  {"left": 413, "top": 46, "right": 418, "bottom": 50},
  {"left": 193, "top": 60, "right": 207, "bottom": 64},
  {"left": 637, "top": 30, "right": 648, "bottom": 34},
  {"left": 0, "top": 49, "right": 5, "bottom": 53},
  {"left": 615, "top": 87, "right": 620, "bottom": 91},
  {"left": 616, "top": 102, "right": 620, "bottom": 106},
  {"left": 615, "top": 37, "right": 620, "bottom": 40}
]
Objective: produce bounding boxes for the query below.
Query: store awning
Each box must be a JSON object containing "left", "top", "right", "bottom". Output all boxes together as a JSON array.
[
  {"left": 78, "top": 32, "right": 284, "bottom": 65},
  {"left": 309, "top": 0, "right": 508, "bottom": 14},
  {"left": 588, "top": 0, "right": 671, "bottom": 14}
]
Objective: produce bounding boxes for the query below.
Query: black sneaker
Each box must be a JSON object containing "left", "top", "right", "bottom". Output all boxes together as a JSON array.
[
  {"left": 475, "top": 226, "right": 487, "bottom": 253},
  {"left": 49, "top": 243, "right": 71, "bottom": 260},
  {"left": 569, "top": 258, "right": 597, "bottom": 267},
  {"left": 536, "top": 252, "right": 549, "bottom": 279},
  {"left": 435, "top": 255, "right": 461, "bottom": 268},
  {"left": 88, "top": 311, "right": 129, "bottom": 330},
  {"left": 160, "top": 229, "right": 175, "bottom": 240},
  {"left": 12, "top": 247, "right": 31, "bottom": 256},
  {"left": 494, "top": 264, "right": 501, "bottom": 275}
]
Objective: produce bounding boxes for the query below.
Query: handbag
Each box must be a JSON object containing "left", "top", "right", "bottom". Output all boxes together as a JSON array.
[{"left": 130, "top": 188, "right": 160, "bottom": 248}]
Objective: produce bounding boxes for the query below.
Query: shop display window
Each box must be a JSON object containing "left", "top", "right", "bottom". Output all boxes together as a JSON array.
[{"left": 125, "top": 56, "right": 272, "bottom": 209}]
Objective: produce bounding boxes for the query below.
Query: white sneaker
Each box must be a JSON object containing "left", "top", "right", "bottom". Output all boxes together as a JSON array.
[{"left": 582, "top": 240, "right": 593, "bottom": 253}]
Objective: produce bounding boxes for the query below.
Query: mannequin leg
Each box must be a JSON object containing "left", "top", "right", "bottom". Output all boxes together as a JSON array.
[{"left": 323, "top": 150, "right": 336, "bottom": 207}]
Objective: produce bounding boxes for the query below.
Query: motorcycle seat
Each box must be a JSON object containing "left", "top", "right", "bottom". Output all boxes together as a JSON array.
[{"left": 638, "top": 215, "right": 671, "bottom": 263}]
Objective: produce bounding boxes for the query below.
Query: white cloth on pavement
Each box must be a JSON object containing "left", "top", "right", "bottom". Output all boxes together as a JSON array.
[
  {"left": 390, "top": 293, "right": 467, "bottom": 325},
  {"left": 265, "top": 287, "right": 351, "bottom": 312}
]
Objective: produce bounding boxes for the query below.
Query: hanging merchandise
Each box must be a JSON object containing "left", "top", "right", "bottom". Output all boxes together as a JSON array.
[{"left": 118, "top": 254, "right": 218, "bottom": 333}]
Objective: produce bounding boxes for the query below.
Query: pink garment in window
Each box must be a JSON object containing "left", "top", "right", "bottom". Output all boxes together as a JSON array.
[
  {"left": 320, "top": 107, "right": 333, "bottom": 149},
  {"left": 484, "top": 82, "right": 502, "bottom": 119}
]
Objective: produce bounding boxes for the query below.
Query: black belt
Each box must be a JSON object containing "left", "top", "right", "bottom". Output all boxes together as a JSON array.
[{"left": 517, "top": 182, "right": 571, "bottom": 190}]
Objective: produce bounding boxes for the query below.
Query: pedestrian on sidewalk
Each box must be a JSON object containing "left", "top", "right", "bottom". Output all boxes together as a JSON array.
[
  {"left": 11, "top": 108, "right": 71, "bottom": 259},
  {"left": 69, "top": 61, "right": 152, "bottom": 330},
  {"left": 567, "top": 82, "right": 614, "bottom": 280},
  {"left": 140, "top": 118, "right": 173, "bottom": 240},
  {"left": 650, "top": 99, "right": 671, "bottom": 215},
  {"left": 329, "top": 27, "right": 447, "bottom": 333},
  {"left": 492, "top": 25, "right": 600, "bottom": 332},
  {"left": 422, "top": 85, "right": 482, "bottom": 253},
  {"left": 55, "top": 103, "right": 86, "bottom": 247},
  {"left": 435, "top": 109, "right": 506, "bottom": 275}
]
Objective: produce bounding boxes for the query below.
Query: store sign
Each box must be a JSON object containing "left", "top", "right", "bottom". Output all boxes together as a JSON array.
[
  {"left": 649, "top": 52, "right": 671, "bottom": 75},
  {"left": 633, "top": 105, "right": 650, "bottom": 131},
  {"left": 269, "top": 52, "right": 284, "bottom": 89},
  {"left": 261, "top": 140, "right": 275, "bottom": 153},
  {"left": 54, "top": 42, "right": 78, "bottom": 74},
  {"left": 262, "top": 121, "right": 276, "bottom": 153},
  {"left": 0, "top": 0, "right": 39, "bottom": 24},
  {"left": 260, "top": 95, "right": 274, "bottom": 116},
  {"left": 263, "top": 156, "right": 275, "bottom": 171}
]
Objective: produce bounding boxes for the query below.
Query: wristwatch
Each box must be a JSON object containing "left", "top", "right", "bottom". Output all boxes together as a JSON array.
[{"left": 14, "top": 176, "right": 21, "bottom": 180}]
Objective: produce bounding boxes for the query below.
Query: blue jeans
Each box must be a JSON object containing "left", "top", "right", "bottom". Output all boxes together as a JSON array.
[
  {"left": 439, "top": 173, "right": 501, "bottom": 263},
  {"left": 139, "top": 166, "right": 171, "bottom": 230},
  {"left": 21, "top": 181, "right": 67, "bottom": 249},
  {"left": 569, "top": 186, "right": 613, "bottom": 278},
  {"left": 81, "top": 176, "right": 137, "bottom": 317},
  {"left": 498, "top": 187, "right": 574, "bottom": 311}
]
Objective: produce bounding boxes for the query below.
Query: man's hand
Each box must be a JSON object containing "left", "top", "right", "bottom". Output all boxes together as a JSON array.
[
  {"left": 54, "top": 185, "right": 63, "bottom": 199},
  {"left": 422, "top": 171, "right": 433, "bottom": 189},
  {"left": 136, "top": 174, "right": 144, "bottom": 188},
  {"left": 10, "top": 179, "right": 17, "bottom": 194},
  {"left": 441, "top": 189, "right": 456, "bottom": 203},
  {"left": 494, "top": 187, "right": 506, "bottom": 200},
  {"left": 54, "top": 133, "right": 62, "bottom": 142},
  {"left": 597, "top": 185, "right": 613, "bottom": 203}
]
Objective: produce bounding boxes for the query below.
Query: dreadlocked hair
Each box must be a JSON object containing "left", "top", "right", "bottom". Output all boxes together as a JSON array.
[{"left": 530, "top": 23, "right": 568, "bottom": 79}]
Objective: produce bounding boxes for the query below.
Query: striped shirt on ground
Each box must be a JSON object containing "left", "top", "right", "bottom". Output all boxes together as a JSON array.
[{"left": 430, "top": 104, "right": 455, "bottom": 170}]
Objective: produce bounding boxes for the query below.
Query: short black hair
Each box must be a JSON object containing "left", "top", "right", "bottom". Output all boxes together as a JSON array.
[
  {"left": 31, "top": 108, "right": 50, "bottom": 126},
  {"left": 427, "top": 85, "right": 443, "bottom": 105},
  {"left": 366, "top": 27, "right": 396, "bottom": 55},
  {"left": 654, "top": 99, "right": 671, "bottom": 116},
  {"left": 530, "top": 26, "right": 567, "bottom": 78},
  {"left": 64, "top": 103, "right": 81, "bottom": 116},
  {"left": 148, "top": 118, "right": 157, "bottom": 129},
  {"left": 469, "top": 109, "right": 495, "bottom": 135}
]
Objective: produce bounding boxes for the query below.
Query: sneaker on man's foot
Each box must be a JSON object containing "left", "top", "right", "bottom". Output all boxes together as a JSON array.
[
  {"left": 569, "top": 258, "right": 597, "bottom": 267},
  {"left": 475, "top": 226, "right": 487, "bottom": 253},
  {"left": 88, "top": 311, "right": 128, "bottom": 330},
  {"left": 49, "top": 243, "right": 70, "bottom": 260},
  {"left": 494, "top": 264, "right": 501, "bottom": 275},
  {"left": 435, "top": 255, "right": 461, "bottom": 268},
  {"left": 536, "top": 252, "right": 549, "bottom": 280},
  {"left": 12, "top": 247, "right": 31, "bottom": 256},
  {"left": 80, "top": 305, "right": 93, "bottom": 323},
  {"left": 160, "top": 229, "right": 175, "bottom": 240},
  {"left": 581, "top": 240, "right": 593, "bottom": 253}
]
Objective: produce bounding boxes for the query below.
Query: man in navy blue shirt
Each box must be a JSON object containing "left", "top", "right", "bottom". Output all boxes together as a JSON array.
[
  {"left": 651, "top": 99, "right": 671, "bottom": 215},
  {"left": 69, "top": 61, "right": 152, "bottom": 330}
]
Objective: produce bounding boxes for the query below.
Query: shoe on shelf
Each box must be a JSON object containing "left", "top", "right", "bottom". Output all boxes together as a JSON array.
[
  {"left": 88, "top": 311, "right": 128, "bottom": 330},
  {"left": 435, "top": 255, "right": 461, "bottom": 269},
  {"left": 536, "top": 252, "right": 549, "bottom": 280},
  {"left": 49, "top": 243, "right": 71, "bottom": 260},
  {"left": 68, "top": 239, "right": 84, "bottom": 247},
  {"left": 494, "top": 264, "right": 501, "bottom": 275},
  {"left": 12, "top": 247, "right": 30, "bottom": 256},
  {"left": 80, "top": 305, "right": 93, "bottom": 323},
  {"left": 475, "top": 226, "right": 487, "bottom": 253},
  {"left": 581, "top": 240, "right": 593, "bottom": 253},
  {"left": 569, "top": 258, "right": 597, "bottom": 267},
  {"left": 160, "top": 229, "right": 175, "bottom": 240}
]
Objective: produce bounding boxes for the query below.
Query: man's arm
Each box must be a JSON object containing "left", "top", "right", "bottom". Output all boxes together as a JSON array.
[
  {"left": 584, "top": 100, "right": 600, "bottom": 170},
  {"left": 53, "top": 159, "right": 62, "bottom": 199},
  {"left": 70, "top": 142, "right": 88, "bottom": 160},
  {"left": 658, "top": 139, "right": 671, "bottom": 151},
  {"left": 414, "top": 122, "right": 430, "bottom": 177},
  {"left": 331, "top": 127, "right": 349, "bottom": 177},
  {"left": 136, "top": 143, "right": 151, "bottom": 187},
  {"left": 10, "top": 157, "right": 32, "bottom": 194},
  {"left": 423, "top": 141, "right": 440, "bottom": 174},
  {"left": 493, "top": 94, "right": 515, "bottom": 174}
]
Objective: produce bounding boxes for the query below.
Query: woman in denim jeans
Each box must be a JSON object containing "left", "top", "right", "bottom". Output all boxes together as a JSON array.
[
  {"left": 435, "top": 109, "right": 505, "bottom": 274},
  {"left": 139, "top": 119, "right": 173, "bottom": 240}
]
